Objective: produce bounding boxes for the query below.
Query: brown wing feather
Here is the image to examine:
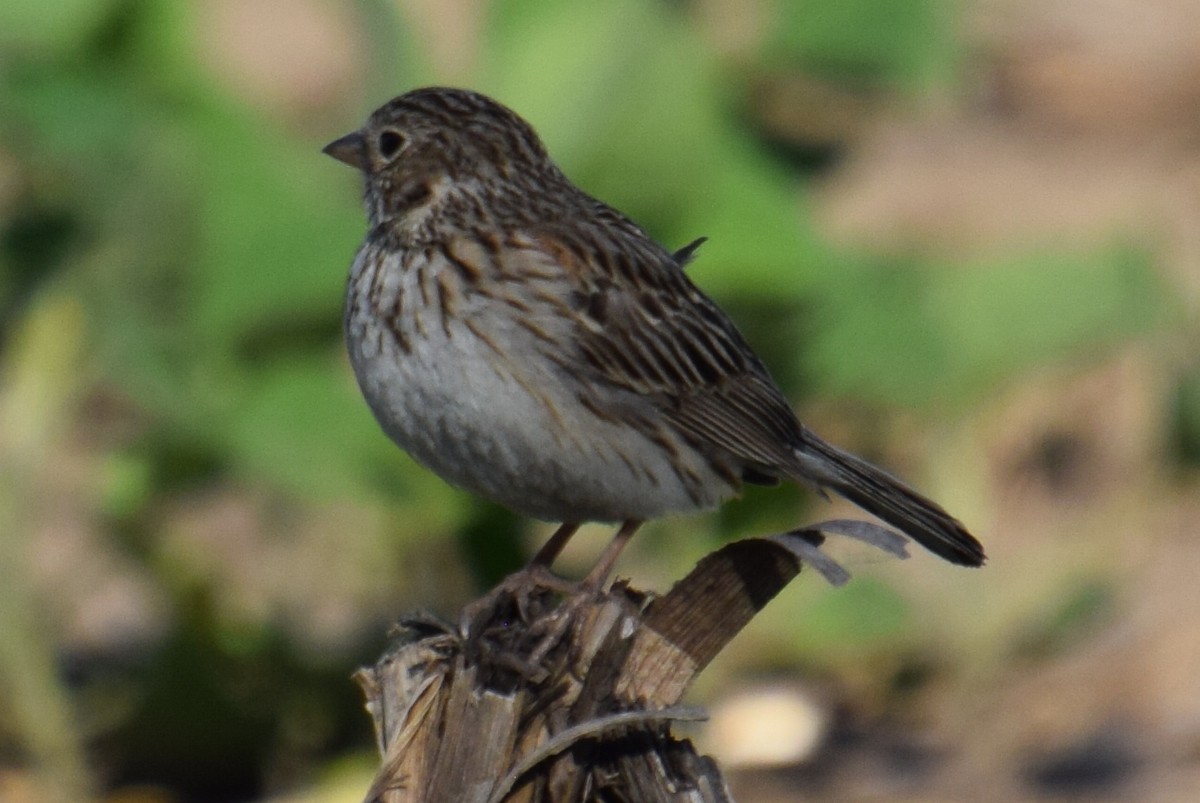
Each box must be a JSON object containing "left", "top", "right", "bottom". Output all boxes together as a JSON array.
[
  {"left": 528, "top": 222, "right": 803, "bottom": 475},
  {"left": 523, "top": 220, "right": 986, "bottom": 567}
]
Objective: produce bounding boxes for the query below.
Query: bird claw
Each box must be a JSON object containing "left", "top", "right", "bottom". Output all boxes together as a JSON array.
[{"left": 458, "top": 563, "right": 578, "bottom": 638}]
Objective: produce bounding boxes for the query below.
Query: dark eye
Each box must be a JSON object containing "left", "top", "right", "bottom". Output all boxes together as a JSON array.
[{"left": 378, "top": 129, "right": 405, "bottom": 159}]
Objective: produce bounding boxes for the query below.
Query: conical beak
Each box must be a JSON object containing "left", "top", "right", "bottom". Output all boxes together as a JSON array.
[{"left": 322, "top": 131, "right": 369, "bottom": 171}]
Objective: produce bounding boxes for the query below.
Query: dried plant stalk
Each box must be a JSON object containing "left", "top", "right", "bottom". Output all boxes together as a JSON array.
[{"left": 357, "top": 526, "right": 907, "bottom": 802}]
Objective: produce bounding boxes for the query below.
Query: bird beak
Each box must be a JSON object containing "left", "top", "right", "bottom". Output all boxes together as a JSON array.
[{"left": 322, "top": 131, "right": 369, "bottom": 171}]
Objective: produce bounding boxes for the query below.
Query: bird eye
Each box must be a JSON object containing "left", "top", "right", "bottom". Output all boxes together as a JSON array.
[{"left": 378, "top": 129, "right": 405, "bottom": 160}]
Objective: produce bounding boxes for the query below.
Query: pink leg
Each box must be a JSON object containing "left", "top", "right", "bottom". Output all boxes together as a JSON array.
[
  {"left": 582, "top": 520, "right": 643, "bottom": 588},
  {"left": 529, "top": 522, "right": 580, "bottom": 568}
]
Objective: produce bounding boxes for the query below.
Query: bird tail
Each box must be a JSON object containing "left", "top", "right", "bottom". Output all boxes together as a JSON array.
[{"left": 793, "top": 434, "right": 985, "bottom": 567}]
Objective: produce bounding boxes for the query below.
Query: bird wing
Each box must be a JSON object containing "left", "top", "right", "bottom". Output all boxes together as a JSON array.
[{"left": 524, "top": 222, "right": 804, "bottom": 475}]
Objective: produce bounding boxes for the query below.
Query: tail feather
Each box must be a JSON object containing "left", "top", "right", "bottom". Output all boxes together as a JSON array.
[{"left": 793, "top": 435, "right": 985, "bottom": 567}]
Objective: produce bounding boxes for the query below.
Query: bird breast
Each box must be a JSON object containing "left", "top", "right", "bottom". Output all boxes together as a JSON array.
[{"left": 343, "top": 244, "right": 737, "bottom": 522}]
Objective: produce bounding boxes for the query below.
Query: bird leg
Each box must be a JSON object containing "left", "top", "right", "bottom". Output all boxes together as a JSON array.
[
  {"left": 582, "top": 519, "right": 643, "bottom": 589},
  {"left": 529, "top": 522, "right": 580, "bottom": 568}
]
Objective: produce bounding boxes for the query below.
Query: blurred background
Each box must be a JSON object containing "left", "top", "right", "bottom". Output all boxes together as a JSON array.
[{"left": 2, "top": 0, "right": 1198, "bottom": 800}]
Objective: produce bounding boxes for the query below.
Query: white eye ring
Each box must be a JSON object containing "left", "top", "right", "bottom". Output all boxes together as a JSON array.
[{"left": 378, "top": 129, "right": 406, "bottom": 160}]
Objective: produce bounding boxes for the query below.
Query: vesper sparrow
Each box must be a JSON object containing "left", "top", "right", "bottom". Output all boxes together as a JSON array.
[{"left": 324, "top": 87, "right": 985, "bottom": 576}]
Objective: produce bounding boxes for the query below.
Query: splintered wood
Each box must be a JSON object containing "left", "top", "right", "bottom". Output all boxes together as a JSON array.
[{"left": 356, "top": 532, "right": 875, "bottom": 802}]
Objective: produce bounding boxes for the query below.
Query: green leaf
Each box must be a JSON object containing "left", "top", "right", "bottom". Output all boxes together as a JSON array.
[
  {"left": 0, "top": 0, "right": 119, "bottom": 55},
  {"left": 188, "top": 105, "right": 360, "bottom": 350},
  {"left": 804, "top": 245, "right": 1162, "bottom": 407},
  {"left": 765, "top": 0, "right": 960, "bottom": 88},
  {"left": 483, "top": 0, "right": 817, "bottom": 301},
  {"left": 792, "top": 577, "right": 910, "bottom": 652},
  {"left": 227, "top": 359, "right": 397, "bottom": 499}
]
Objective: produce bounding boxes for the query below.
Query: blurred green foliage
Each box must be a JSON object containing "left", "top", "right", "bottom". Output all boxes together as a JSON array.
[
  {"left": 766, "top": 0, "right": 959, "bottom": 85},
  {"left": 0, "top": 0, "right": 1159, "bottom": 503},
  {"left": 0, "top": 0, "right": 1172, "bottom": 800}
]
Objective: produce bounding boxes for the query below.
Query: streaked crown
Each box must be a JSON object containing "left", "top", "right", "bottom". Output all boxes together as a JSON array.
[{"left": 324, "top": 88, "right": 564, "bottom": 235}]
